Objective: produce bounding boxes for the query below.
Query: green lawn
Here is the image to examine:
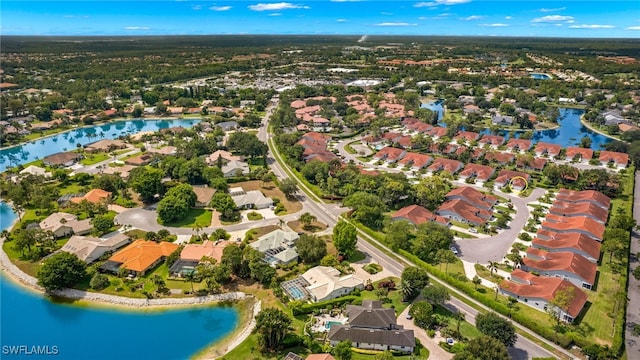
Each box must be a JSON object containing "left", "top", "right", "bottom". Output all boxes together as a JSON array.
[
  {"left": 80, "top": 153, "right": 110, "bottom": 165},
  {"left": 162, "top": 208, "right": 212, "bottom": 228}
]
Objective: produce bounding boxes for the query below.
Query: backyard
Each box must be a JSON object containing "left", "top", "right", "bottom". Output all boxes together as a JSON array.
[{"left": 162, "top": 208, "right": 213, "bottom": 228}]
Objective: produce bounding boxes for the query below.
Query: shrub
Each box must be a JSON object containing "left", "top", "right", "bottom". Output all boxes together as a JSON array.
[
  {"left": 90, "top": 273, "right": 110, "bottom": 290},
  {"left": 363, "top": 263, "right": 383, "bottom": 274}
]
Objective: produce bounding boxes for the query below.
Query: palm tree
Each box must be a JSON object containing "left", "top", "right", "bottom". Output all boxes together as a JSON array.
[
  {"left": 453, "top": 311, "right": 465, "bottom": 339},
  {"left": 488, "top": 261, "right": 499, "bottom": 275},
  {"left": 278, "top": 218, "right": 285, "bottom": 229}
]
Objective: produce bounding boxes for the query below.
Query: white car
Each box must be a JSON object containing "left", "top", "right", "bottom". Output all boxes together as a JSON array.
[
  {"left": 450, "top": 246, "right": 459, "bottom": 256},
  {"left": 469, "top": 228, "right": 478, "bottom": 234}
]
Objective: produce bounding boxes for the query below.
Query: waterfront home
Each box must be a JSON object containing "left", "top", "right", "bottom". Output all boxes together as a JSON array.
[
  {"left": 102, "top": 240, "right": 179, "bottom": 276},
  {"left": 169, "top": 240, "right": 230, "bottom": 277},
  {"left": 19, "top": 165, "right": 51, "bottom": 178},
  {"left": 505, "top": 138, "right": 533, "bottom": 152},
  {"left": 39, "top": 212, "right": 93, "bottom": 238},
  {"left": 555, "top": 189, "right": 611, "bottom": 210},
  {"left": 598, "top": 150, "right": 629, "bottom": 168},
  {"left": 458, "top": 163, "right": 495, "bottom": 183},
  {"left": 499, "top": 269, "right": 588, "bottom": 323},
  {"left": 61, "top": 233, "right": 130, "bottom": 264},
  {"left": 492, "top": 115, "right": 514, "bottom": 126},
  {"left": 391, "top": 205, "right": 449, "bottom": 227},
  {"left": 328, "top": 300, "right": 415, "bottom": 353},
  {"left": 523, "top": 249, "right": 597, "bottom": 290},
  {"left": 249, "top": 229, "right": 299, "bottom": 266},
  {"left": 43, "top": 152, "right": 82, "bottom": 167},
  {"left": 85, "top": 139, "right": 127, "bottom": 153},
  {"left": 534, "top": 142, "right": 562, "bottom": 157},
  {"left": 230, "top": 187, "right": 273, "bottom": 209},
  {"left": 565, "top": 147, "right": 593, "bottom": 163},
  {"left": 453, "top": 131, "right": 480, "bottom": 144},
  {"left": 477, "top": 135, "right": 505, "bottom": 148},
  {"left": 532, "top": 233, "right": 601, "bottom": 263}
]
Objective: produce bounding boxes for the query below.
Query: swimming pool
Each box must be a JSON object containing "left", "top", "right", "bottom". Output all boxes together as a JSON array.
[
  {"left": 325, "top": 321, "right": 343, "bottom": 329},
  {"left": 288, "top": 287, "right": 306, "bottom": 300}
]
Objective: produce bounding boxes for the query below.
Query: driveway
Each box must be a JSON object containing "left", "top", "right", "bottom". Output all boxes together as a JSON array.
[
  {"left": 626, "top": 171, "right": 640, "bottom": 357},
  {"left": 396, "top": 305, "right": 453, "bottom": 360}
]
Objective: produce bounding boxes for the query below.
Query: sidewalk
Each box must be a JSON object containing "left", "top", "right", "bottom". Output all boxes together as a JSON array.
[{"left": 461, "top": 260, "right": 497, "bottom": 289}]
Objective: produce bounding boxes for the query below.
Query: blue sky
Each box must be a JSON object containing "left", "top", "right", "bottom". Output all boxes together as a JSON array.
[{"left": 2, "top": 1, "right": 639, "bottom": 37}]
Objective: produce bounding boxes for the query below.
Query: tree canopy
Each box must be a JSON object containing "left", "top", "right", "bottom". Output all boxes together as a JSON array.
[
  {"left": 37, "top": 252, "right": 87, "bottom": 292},
  {"left": 333, "top": 220, "right": 358, "bottom": 259},
  {"left": 476, "top": 312, "right": 518, "bottom": 347}
]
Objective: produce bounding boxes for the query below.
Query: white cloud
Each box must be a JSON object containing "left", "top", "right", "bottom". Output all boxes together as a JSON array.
[
  {"left": 124, "top": 26, "right": 150, "bottom": 30},
  {"left": 505, "top": 16, "right": 512, "bottom": 20},
  {"left": 541, "top": 7, "right": 566, "bottom": 13},
  {"left": 210, "top": 6, "right": 232, "bottom": 11},
  {"left": 626, "top": 26, "right": 640, "bottom": 30},
  {"left": 569, "top": 24, "right": 615, "bottom": 29},
  {"left": 414, "top": 0, "right": 470, "bottom": 8},
  {"left": 192, "top": 4, "right": 202, "bottom": 10},
  {"left": 480, "top": 23, "right": 509, "bottom": 27},
  {"left": 439, "top": 13, "right": 451, "bottom": 17},
  {"left": 336, "top": 18, "right": 348, "bottom": 22},
  {"left": 461, "top": 15, "right": 484, "bottom": 21},
  {"left": 531, "top": 15, "right": 574, "bottom": 23},
  {"left": 375, "top": 22, "right": 417, "bottom": 26},
  {"left": 381, "top": 12, "right": 393, "bottom": 15},
  {"left": 268, "top": 12, "right": 282, "bottom": 16},
  {"left": 248, "top": 2, "right": 309, "bottom": 11}
]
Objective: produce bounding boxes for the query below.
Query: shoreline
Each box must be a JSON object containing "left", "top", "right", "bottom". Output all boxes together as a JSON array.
[
  {"left": 579, "top": 116, "right": 622, "bottom": 142},
  {"left": 0, "top": 116, "right": 201, "bottom": 152}
]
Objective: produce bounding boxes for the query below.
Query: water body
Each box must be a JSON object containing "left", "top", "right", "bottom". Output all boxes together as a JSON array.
[
  {"left": 420, "top": 100, "right": 444, "bottom": 121},
  {"left": 0, "top": 201, "right": 238, "bottom": 360},
  {"left": 0, "top": 119, "right": 199, "bottom": 172},
  {"left": 530, "top": 73, "right": 551, "bottom": 80}
]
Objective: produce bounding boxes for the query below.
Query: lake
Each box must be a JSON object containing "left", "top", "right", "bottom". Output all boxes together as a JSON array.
[{"left": 0, "top": 119, "right": 199, "bottom": 172}]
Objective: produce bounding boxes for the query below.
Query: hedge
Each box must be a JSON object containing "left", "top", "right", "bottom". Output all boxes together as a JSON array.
[{"left": 291, "top": 296, "right": 359, "bottom": 316}]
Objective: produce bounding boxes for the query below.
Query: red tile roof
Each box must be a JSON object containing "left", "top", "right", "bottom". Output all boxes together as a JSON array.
[
  {"left": 599, "top": 151, "right": 629, "bottom": 166},
  {"left": 556, "top": 189, "right": 611, "bottom": 210},
  {"left": 109, "top": 240, "right": 179, "bottom": 273},
  {"left": 427, "top": 126, "right": 448, "bottom": 138},
  {"left": 501, "top": 270, "right": 588, "bottom": 318},
  {"left": 454, "top": 131, "right": 480, "bottom": 142},
  {"left": 374, "top": 147, "right": 405, "bottom": 161},
  {"left": 485, "top": 151, "right": 515, "bottom": 164},
  {"left": 550, "top": 201, "right": 609, "bottom": 224},
  {"left": 565, "top": 147, "right": 593, "bottom": 161},
  {"left": 541, "top": 216, "right": 605, "bottom": 241},
  {"left": 392, "top": 205, "right": 449, "bottom": 226},
  {"left": 516, "top": 157, "right": 547, "bottom": 170},
  {"left": 532, "top": 233, "right": 601, "bottom": 262},
  {"left": 71, "top": 189, "right": 112, "bottom": 204},
  {"left": 524, "top": 249, "right": 597, "bottom": 285},
  {"left": 437, "top": 199, "right": 491, "bottom": 225},
  {"left": 445, "top": 186, "right": 498, "bottom": 208},
  {"left": 505, "top": 138, "right": 532, "bottom": 151},
  {"left": 535, "top": 142, "right": 562, "bottom": 156},
  {"left": 427, "top": 158, "right": 463, "bottom": 174},
  {"left": 398, "top": 152, "right": 433, "bottom": 168},
  {"left": 494, "top": 169, "right": 531, "bottom": 188},
  {"left": 478, "top": 135, "right": 505, "bottom": 146},
  {"left": 459, "top": 163, "right": 495, "bottom": 181}
]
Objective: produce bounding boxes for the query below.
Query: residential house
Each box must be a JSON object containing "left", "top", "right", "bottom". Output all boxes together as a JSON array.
[
  {"left": 125, "top": 153, "right": 154, "bottom": 166},
  {"left": 540, "top": 216, "right": 605, "bottom": 241},
  {"left": 426, "top": 126, "right": 448, "bottom": 140},
  {"left": 61, "top": 233, "right": 130, "bottom": 264},
  {"left": 397, "top": 152, "right": 433, "bottom": 171},
  {"left": 534, "top": 142, "right": 562, "bottom": 157},
  {"left": 453, "top": 131, "right": 480, "bottom": 144},
  {"left": 602, "top": 110, "right": 626, "bottom": 126},
  {"left": 85, "top": 139, "right": 127, "bottom": 153},
  {"left": 492, "top": 115, "right": 514, "bottom": 126},
  {"left": 522, "top": 249, "right": 597, "bottom": 290},
  {"left": 102, "top": 240, "right": 179, "bottom": 276},
  {"left": 296, "top": 132, "right": 336, "bottom": 164},
  {"left": 230, "top": 188, "right": 274, "bottom": 209},
  {"left": 549, "top": 201, "right": 608, "bottom": 224},
  {"left": 516, "top": 157, "right": 547, "bottom": 171},
  {"left": 427, "top": 158, "right": 463, "bottom": 175},
  {"left": 39, "top": 212, "right": 93, "bottom": 238},
  {"left": 293, "top": 266, "right": 364, "bottom": 302},
  {"left": 598, "top": 151, "right": 629, "bottom": 168},
  {"left": 478, "top": 135, "right": 505, "bottom": 148},
  {"left": 463, "top": 104, "right": 481, "bottom": 115},
  {"left": 391, "top": 205, "right": 449, "bottom": 227},
  {"left": 43, "top": 152, "right": 82, "bottom": 167},
  {"left": 147, "top": 146, "right": 177, "bottom": 156},
  {"left": 328, "top": 300, "right": 415, "bottom": 353},
  {"left": 101, "top": 164, "right": 136, "bottom": 180},
  {"left": 70, "top": 188, "right": 112, "bottom": 205},
  {"left": 250, "top": 230, "right": 299, "bottom": 266},
  {"left": 459, "top": 164, "right": 495, "bottom": 183},
  {"left": 494, "top": 170, "right": 531, "bottom": 191},
  {"left": 19, "top": 165, "right": 51, "bottom": 178},
  {"left": 505, "top": 138, "right": 533, "bottom": 152},
  {"left": 565, "top": 147, "right": 593, "bottom": 163},
  {"left": 532, "top": 233, "right": 601, "bottom": 263},
  {"left": 444, "top": 186, "right": 498, "bottom": 210},
  {"left": 216, "top": 121, "right": 240, "bottom": 131},
  {"left": 499, "top": 269, "right": 588, "bottom": 323},
  {"left": 555, "top": 189, "right": 611, "bottom": 210},
  {"left": 436, "top": 199, "right": 492, "bottom": 226},
  {"left": 484, "top": 151, "right": 515, "bottom": 165},
  {"left": 290, "top": 99, "right": 307, "bottom": 109},
  {"left": 306, "top": 354, "right": 335, "bottom": 360},
  {"left": 373, "top": 147, "right": 406, "bottom": 164},
  {"left": 192, "top": 186, "right": 216, "bottom": 207},
  {"left": 169, "top": 240, "right": 230, "bottom": 277},
  {"left": 221, "top": 160, "right": 250, "bottom": 178},
  {"left": 205, "top": 149, "right": 241, "bottom": 165}
]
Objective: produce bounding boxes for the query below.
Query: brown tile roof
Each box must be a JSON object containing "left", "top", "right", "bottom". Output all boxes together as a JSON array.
[
  {"left": 524, "top": 249, "right": 597, "bottom": 285},
  {"left": 427, "top": 158, "right": 463, "bottom": 174},
  {"left": 478, "top": 135, "right": 505, "bottom": 146},
  {"left": 397, "top": 152, "right": 433, "bottom": 168},
  {"left": 392, "top": 205, "right": 449, "bottom": 226},
  {"left": 43, "top": 152, "right": 82, "bottom": 166},
  {"left": 494, "top": 169, "right": 531, "bottom": 188},
  {"left": 500, "top": 269, "right": 588, "bottom": 318},
  {"left": 454, "top": 131, "right": 480, "bottom": 142},
  {"left": 506, "top": 138, "right": 532, "bottom": 151},
  {"left": 374, "top": 147, "right": 405, "bottom": 161},
  {"left": 109, "top": 240, "right": 179, "bottom": 273},
  {"left": 556, "top": 189, "right": 611, "bottom": 210},
  {"left": 565, "top": 147, "right": 593, "bottom": 161},
  {"left": 516, "top": 157, "right": 547, "bottom": 170},
  {"left": 445, "top": 186, "right": 498, "bottom": 208},
  {"left": 459, "top": 163, "right": 495, "bottom": 181},
  {"left": 535, "top": 142, "right": 562, "bottom": 156},
  {"left": 550, "top": 201, "right": 609, "bottom": 223},
  {"left": 437, "top": 199, "right": 491, "bottom": 225},
  {"left": 532, "top": 233, "right": 601, "bottom": 262},
  {"left": 599, "top": 150, "right": 629, "bottom": 166},
  {"left": 427, "top": 126, "right": 448, "bottom": 138},
  {"left": 484, "top": 151, "right": 515, "bottom": 164}
]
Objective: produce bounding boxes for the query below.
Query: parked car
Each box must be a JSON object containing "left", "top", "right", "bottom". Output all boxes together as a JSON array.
[
  {"left": 469, "top": 228, "right": 478, "bottom": 233},
  {"left": 450, "top": 246, "right": 459, "bottom": 256}
]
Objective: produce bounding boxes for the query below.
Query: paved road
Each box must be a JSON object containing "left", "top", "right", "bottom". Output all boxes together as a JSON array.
[{"left": 625, "top": 171, "right": 640, "bottom": 358}]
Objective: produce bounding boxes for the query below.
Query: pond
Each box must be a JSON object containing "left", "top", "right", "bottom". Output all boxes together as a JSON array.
[{"left": 0, "top": 119, "right": 199, "bottom": 172}]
